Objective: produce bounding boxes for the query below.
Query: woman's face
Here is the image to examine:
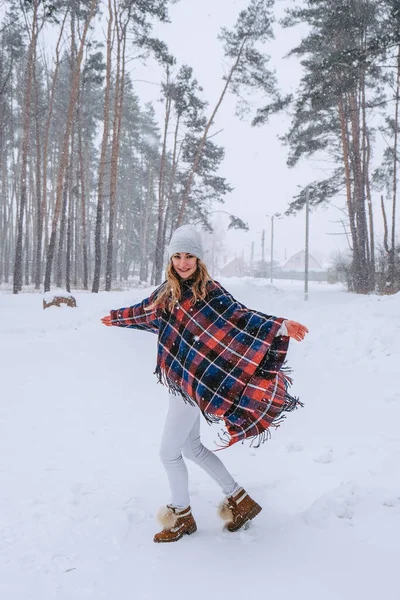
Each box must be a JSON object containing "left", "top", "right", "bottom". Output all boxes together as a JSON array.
[{"left": 171, "top": 253, "right": 198, "bottom": 280}]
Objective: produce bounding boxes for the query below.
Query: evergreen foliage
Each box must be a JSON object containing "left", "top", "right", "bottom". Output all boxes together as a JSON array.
[{"left": 2, "top": 0, "right": 399, "bottom": 293}]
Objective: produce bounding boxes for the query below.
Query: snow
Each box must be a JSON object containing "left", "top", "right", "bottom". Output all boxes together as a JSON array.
[
  {"left": 43, "top": 289, "right": 76, "bottom": 302},
  {"left": 1, "top": 278, "right": 399, "bottom": 600}
]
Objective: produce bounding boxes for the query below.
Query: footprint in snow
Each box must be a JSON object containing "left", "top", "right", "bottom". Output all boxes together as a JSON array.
[
  {"left": 303, "top": 483, "right": 400, "bottom": 529},
  {"left": 383, "top": 496, "right": 400, "bottom": 508},
  {"left": 286, "top": 442, "right": 304, "bottom": 453},
  {"left": 384, "top": 393, "right": 400, "bottom": 404},
  {"left": 313, "top": 447, "right": 333, "bottom": 464},
  {"left": 303, "top": 483, "right": 358, "bottom": 528}
]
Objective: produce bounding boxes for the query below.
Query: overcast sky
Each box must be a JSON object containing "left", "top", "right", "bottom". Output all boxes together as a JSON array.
[{"left": 127, "top": 0, "right": 351, "bottom": 266}]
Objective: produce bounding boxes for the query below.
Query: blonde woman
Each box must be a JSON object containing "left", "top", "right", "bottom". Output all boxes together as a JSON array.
[{"left": 102, "top": 225, "right": 308, "bottom": 543}]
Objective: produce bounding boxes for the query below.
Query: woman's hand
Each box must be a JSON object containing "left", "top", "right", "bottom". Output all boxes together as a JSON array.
[
  {"left": 285, "top": 320, "right": 309, "bottom": 342},
  {"left": 101, "top": 315, "right": 113, "bottom": 327}
]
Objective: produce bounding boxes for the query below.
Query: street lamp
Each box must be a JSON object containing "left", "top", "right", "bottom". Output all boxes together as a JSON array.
[
  {"left": 296, "top": 185, "right": 311, "bottom": 302},
  {"left": 266, "top": 213, "right": 280, "bottom": 284},
  {"left": 270, "top": 215, "right": 274, "bottom": 283},
  {"left": 304, "top": 192, "right": 310, "bottom": 301}
]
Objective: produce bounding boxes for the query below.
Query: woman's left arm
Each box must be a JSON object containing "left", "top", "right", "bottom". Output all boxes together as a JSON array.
[
  {"left": 281, "top": 320, "right": 309, "bottom": 341},
  {"left": 211, "top": 281, "right": 308, "bottom": 342}
]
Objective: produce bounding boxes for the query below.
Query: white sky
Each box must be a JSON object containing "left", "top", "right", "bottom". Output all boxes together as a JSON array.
[{"left": 128, "top": 0, "right": 351, "bottom": 266}]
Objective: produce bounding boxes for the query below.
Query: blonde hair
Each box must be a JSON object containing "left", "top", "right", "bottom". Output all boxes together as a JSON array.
[{"left": 152, "top": 258, "right": 211, "bottom": 312}]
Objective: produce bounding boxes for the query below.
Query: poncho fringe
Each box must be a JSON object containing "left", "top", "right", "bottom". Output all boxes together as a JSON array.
[
  {"left": 155, "top": 364, "right": 303, "bottom": 449},
  {"left": 155, "top": 365, "right": 223, "bottom": 425},
  {"left": 215, "top": 373, "right": 304, "bottom": 449}
]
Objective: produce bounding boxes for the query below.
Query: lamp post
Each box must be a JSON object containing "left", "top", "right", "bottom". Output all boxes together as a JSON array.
[
  {"left": 266, "top": 213, "right": 280, "bottom": 283},
  {"left": 304, "top": 191, "right": 310, "bottom": 301},
  {"left": 261, "top": 230, "right": 265, "bottom": 263},
  {"left": 270, "top": 215, "right": 274, "bottom": 283}
]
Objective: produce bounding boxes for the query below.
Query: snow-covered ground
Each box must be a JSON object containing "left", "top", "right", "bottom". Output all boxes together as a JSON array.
[{"left": 1, "top": 278, "right": 399, "bottom": 600}]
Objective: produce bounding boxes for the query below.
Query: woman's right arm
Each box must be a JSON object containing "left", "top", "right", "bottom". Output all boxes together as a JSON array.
[{"left": 101, "top": 288, "right": 162, "bottom": 333}]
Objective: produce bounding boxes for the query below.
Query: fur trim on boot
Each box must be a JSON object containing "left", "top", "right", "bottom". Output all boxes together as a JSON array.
[
  {"left": 157, "top": 505, "right": 179, "bottom": 529},
  {"left": 154, "top": 505, "right": 197, "bottom": 543},
  {"left": 218, "top": 488, "right": 262, "bottom": 532},
  {"left": 218, "top": 499, "right": 234, "bottom": 523}
]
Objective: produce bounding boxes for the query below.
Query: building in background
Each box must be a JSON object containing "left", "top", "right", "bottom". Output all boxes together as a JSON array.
[
  {"left": 218, "top": 248, "right": 338, "bottom": 282},
  {"left": 282, "top": 250, "right": 323, "bottom": 272},
  {"left": 219, "top": 256, "right": 245, "bottom": 277}
]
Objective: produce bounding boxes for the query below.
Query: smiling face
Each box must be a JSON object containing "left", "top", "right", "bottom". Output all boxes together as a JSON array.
[{"left": 171, "top": 252, "right": 198, "bottom": 280}]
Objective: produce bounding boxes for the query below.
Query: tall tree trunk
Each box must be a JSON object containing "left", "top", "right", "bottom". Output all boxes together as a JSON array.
[
  {"left": 361, "top": 35, "right": 374, "bottom": 289},
  {"left": 32, "top": 41, "right": 42, "bottom": 288},
  {"left": 139, "top": 155, "right": 149, "bottom": 282},
  {"left": 365, "top": 131, "right": 375, "bottom": 289},
  {"left": 381, "top": 193, "right": 390, "bottom": 292},
  {"left": 13, "top": 0, "right": 38, "bottom": 293},
  {"left": 66, "top": 4, "right": 76, "bottom": 294},
  {"left": 92, "top": 0, "right": 113, "bottom": 293},
  {"left": 348, "top": 89, "right": 368, "bottom": 292},
  {"left": 154, "top": 88, "right": 172, "bottom": 285},
  {"left": 382, "top": 195, "right": 389, "bottom": 253},
  {"left": 36, "top": 10, "right": 68, "bottom": 289},
  {"left": 389, "top": 44, "right": 400, "bottom": 290},
  {"left": 24, "top": 200, "right": 30, "bottom": 286},
  {"left": 105, "top": 3, "right": 127, "bottom": 291},
  {"left": 56, "top": 175, "right": 68, "bottom": 287},
  {"left": 338, "top": 93, "right": 357, "bottom": 252},
  {"left": 44, "top": 0, "right": 97, "bottom": 292},
  {"left": 66, "top": 158, "right": 74, "bottom": 293},
  {"left": 0, "top": 151, "right": 8, "bottom": 283},
  {"left": 78, "top": 104, "right": 88, "bottom": 290}
]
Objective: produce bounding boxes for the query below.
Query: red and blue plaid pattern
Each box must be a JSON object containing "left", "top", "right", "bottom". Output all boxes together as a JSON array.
[{"left": 110, "top": 280, "right": 301, "bottom": 447}]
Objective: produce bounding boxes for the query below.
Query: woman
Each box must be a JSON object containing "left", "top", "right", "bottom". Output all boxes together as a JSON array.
[{"left": 102, "top": 225, "right": 308, "bottom": 543}]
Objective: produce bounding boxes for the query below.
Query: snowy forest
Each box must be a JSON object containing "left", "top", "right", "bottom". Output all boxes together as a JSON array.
[
  {"left": 2, "top": 3, "right": 400, "bottom": 597},
  {"left": 1, "top": 0, "right": 400, "bottom": 295}
]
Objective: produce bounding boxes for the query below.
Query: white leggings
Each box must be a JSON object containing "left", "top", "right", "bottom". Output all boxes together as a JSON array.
[{"left": 159, "top": 393, "right": 239, "bottom": 508}]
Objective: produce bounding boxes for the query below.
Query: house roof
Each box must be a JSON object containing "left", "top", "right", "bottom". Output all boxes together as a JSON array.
[{"left": 282, "top": 250, "right": 322, "bottom": 271}]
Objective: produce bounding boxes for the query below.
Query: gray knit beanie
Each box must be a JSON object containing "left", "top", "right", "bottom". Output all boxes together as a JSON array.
[{"left": 168, "top": 225, "right": 204, "bottom": 261}]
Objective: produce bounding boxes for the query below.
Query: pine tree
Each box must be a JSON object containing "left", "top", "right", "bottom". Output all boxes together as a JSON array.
[{"left": 280, "top": 0, "right": 386, "bottom": 293}]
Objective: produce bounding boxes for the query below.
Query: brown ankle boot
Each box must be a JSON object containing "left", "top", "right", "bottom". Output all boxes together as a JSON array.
[
  {"left": 218, "top": 488, "right": 262, "bottom": 532},
  {"left": 153, "top": 505, "right": 197, "bottom": 543}
]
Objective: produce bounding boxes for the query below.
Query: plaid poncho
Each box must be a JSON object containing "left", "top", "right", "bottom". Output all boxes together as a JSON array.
[{"left": 110, "top": 279, "right": 301, "bottom": 448}]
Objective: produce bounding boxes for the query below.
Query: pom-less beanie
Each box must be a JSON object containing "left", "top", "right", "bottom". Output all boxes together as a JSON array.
[{"left": 168, "top": 225, "right": 204, "bottom": 261}]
